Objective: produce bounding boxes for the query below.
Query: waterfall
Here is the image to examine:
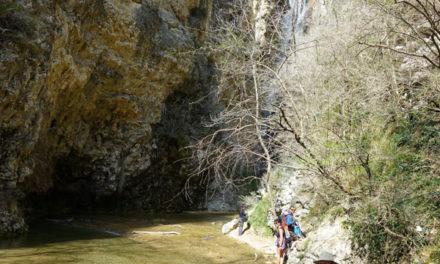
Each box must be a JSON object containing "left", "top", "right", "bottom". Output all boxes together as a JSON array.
[
  {"left": 291, "top": 0, "right": 309, "bottom": 36},
  {"left": 281, "top": 0, "right": 309, "bottom": 50},
  {"left": 258, "top": 0, "right": 310, "bottom": 182},
  {"left": 264, "top": 0, "right": 309, "bottom": 116}
]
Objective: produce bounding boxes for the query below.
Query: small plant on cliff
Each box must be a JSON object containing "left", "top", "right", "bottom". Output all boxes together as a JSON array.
[{"left": 248, "top": 195, "right": 272, "bottom": 236}]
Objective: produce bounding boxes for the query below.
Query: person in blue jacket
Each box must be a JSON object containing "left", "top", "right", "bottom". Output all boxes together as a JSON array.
[
  {"left": 285, "top": 206, "right": 298, "bottom": 248},
  {"left": 286, "top": 206, "right": 307, "bottom": 247}
]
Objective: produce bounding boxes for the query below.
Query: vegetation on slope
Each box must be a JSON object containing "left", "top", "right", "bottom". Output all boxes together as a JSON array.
[
  {"left": 247, "top": 195, "right": 273, "bottom": 236},
  {"left": 191, "top": 0, "right": 439, "bottom": 262},
  {"left": 274, "top": 0, "right": 440, "bottom": 262}
]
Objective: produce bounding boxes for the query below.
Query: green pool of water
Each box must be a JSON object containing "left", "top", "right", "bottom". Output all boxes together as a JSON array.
[{"left": 0, "top": 213, "right": 269, "bottom": 264}]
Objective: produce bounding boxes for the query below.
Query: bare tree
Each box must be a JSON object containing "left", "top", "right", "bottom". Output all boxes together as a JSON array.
[
  {"left": 360, "top": 0, "right": 440, "bottom": 68},
  {"left": 185, "top": 0, "right": 289, "bottom": 211}
]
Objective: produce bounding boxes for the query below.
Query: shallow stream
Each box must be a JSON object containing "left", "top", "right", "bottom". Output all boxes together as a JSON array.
[{"left": 0, "top": 213, "right": 270, "bottom": 264}]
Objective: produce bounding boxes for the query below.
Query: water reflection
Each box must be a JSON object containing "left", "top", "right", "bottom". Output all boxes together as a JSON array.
[{"left": 0, "top": 214, "right": 269, "bottom": 264}]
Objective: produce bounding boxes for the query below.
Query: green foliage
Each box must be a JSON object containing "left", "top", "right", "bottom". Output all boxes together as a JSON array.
[
  {"left": 428, "top": 247, "right": 440, "bottom": 263},
  {"left": 346, "top": 107, "right": 440, "bottom": 263},
  {"left": 303, "top": 237, "right": 311, "bottom": 250},
  {"left": 0, "top": 3, "right": 21, "bottom": 13},
  {"left": 197, "top": 0, "right": 440, "bottom": 262},
  {"left": 276, "top": 0, "right": 440, "bottom": 261},
  {"left": 394, "top": 110, "right": 440, "bottom": 155},
  {"left": 328, "top": 206, "right": 345, "bottom": 219},
  {"left": 347, "top": 202, "right": 420, "bottom": 263},
  {"left": 248, "top": 195, "right": 272, "bottom": 236}
]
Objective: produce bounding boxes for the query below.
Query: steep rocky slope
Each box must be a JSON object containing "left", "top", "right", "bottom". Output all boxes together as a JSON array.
[
  {"left": 267, "top": 0, "right": 439, "bottom": 262},
  {"left": 0, "top": 0, "right": 214, "bottom": 235}
]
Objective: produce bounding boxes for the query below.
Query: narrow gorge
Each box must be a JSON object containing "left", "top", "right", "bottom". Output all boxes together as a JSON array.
[{"left": 1, "top": 0, "right": 439, "bottom": 263}]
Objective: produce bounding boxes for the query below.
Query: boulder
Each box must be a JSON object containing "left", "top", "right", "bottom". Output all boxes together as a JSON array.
[{"left": 222, "top": 218, "right": 239, "bottom": 234}]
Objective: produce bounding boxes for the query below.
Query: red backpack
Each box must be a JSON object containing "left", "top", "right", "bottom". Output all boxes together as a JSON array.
[{"left": 282, "top": 214, "right": 289, "bottom": 230}]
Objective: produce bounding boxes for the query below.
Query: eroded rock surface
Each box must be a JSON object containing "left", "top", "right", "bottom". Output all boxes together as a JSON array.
[{"left": 0, "top": 0, "right": 213, "bottom": 235}]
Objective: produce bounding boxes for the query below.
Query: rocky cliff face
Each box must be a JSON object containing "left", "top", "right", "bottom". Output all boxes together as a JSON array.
[
  {"left": 273, "top": 169, "right": 363, "bottom": 264},
  {"left": 0, "top": 0, "right": 214, "bottom": 235}
]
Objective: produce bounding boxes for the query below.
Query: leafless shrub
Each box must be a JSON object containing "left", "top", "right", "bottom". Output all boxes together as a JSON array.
[
  {"left": 184, "top": 0, "right": 289, "bottom": 209},
  {"left": 359, "top": 0, "right": 440, "bottom": 68},
  {"left": 275, "top": 0, "right": 439, "bottom": 262}
]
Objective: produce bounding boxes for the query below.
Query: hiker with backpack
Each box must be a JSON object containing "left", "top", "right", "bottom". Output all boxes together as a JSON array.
[
  {"left": 282, "top": 206, "right": 306, "bottom": 249},
  {"left": 285, "top": 206, "right": 299, "bottom": 249},
  {"left": 278, "top": 211, "right": 292, "bottom": 249},
  {"left": 278, "top": 206, "right": 297, "bottom": 249},
  {"left": 238, "top": 204, "right": 248, "bottom": 236},
  {"left": 274, "top": 218, "right": 287, "bottom": 264}
]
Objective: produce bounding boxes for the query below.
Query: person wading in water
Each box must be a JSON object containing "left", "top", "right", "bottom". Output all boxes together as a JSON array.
[{"left": 274, "top": 219, "right": 286, "bottom": 264}]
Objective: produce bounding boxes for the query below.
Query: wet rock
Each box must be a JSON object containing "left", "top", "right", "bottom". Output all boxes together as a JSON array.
[{"left": 222, "top": 218, "right": 239, "bottom": 234}]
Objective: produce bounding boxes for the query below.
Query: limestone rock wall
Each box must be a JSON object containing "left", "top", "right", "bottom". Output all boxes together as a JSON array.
[
  {"left": 270, "top": 169, "right": 365, "bottom": 264},
  {"left": 0, "top": 0, "right": 213, "bottom": 235}
]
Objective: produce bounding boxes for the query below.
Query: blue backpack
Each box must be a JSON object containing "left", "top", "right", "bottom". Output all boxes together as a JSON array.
[{"left": 294, "top": 225, "right": 301, "bottom": 238}]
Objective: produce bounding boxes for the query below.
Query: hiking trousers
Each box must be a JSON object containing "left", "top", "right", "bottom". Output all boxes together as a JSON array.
[{"left": 238, "top": 218, "right": 244, "bottom": 235}]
